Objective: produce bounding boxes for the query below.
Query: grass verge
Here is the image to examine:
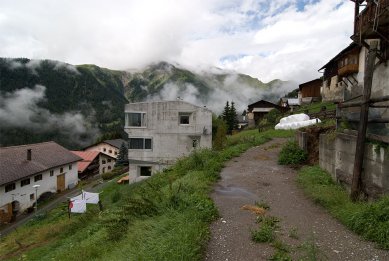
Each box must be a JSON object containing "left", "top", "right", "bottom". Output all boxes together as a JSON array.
[
  {"left": 297, "top": 165, "right": 389, "bottom": 249},
  {"left": 0, "top": 129, "right": 294, "bottom": 261}
]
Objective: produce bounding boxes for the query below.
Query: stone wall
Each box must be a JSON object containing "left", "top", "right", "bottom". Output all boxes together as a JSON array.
[{"left": 319, "top": 132, "right": 389, "bottom": 199}]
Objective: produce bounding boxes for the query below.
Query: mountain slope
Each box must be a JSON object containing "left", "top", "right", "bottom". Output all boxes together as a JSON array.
[{"left": 0, "top": 59, "right": 294, "bottom": 148}]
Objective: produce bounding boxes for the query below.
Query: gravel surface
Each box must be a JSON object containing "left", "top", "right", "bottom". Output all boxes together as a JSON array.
[{"left": 205, "top": 138, "right": 388, "bottom": 261}]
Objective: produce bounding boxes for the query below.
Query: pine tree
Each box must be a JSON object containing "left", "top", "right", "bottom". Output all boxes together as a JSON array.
[
  {"left": 230, "top": 101, "right": 238, "bottom": 130},
  {"left": 114, "top": 142, "right": 128, "bottom": 167},
  {"left": 222, "top": 101, "right": 230, "bottom": 121}
]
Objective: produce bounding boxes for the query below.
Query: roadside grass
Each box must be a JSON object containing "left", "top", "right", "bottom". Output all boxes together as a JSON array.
[
  {"left": 297, "top": 165, "right": 389, "bottom": 249},
  {"left": 294, "top": 101, "right": 336, "bottom": 114},
  {"left": 0, "top": 129, "right": 294, "bottom": 261}
]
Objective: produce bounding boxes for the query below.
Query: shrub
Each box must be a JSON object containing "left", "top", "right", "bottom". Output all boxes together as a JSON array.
[{"left": 278, "top": 140, "right": 307, "bottom": 165}]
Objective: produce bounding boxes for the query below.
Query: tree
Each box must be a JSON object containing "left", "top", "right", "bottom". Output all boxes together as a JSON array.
[
  {"left": 213, "top": 121, "right": 227, "bottom": 150},
  {"left": 222, "top": 101, "right": 230, "bottom": 121},
  {"left": 114, "top": 142, "right": 128, "bottom": 167},
  {"left": 230, "top": 101, "right": 238, "bottom": 131}
]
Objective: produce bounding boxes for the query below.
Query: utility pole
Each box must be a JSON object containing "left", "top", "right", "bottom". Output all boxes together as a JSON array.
[{"left": 350, "top": 40, "right": 378, "bottom": 201}]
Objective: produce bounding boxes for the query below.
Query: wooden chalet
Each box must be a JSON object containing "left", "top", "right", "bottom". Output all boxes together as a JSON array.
[
  {"left": 247, "top": 100, "right": 285, "bottom": 127},
  {"left": 298, "top": 79, "right": 322, "bottom": 104},
  {"left": 351, "top": 0, "right": 389, "bottom": 63}
]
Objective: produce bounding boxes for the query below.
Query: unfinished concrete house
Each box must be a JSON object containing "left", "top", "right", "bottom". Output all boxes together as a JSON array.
[{"left": 124, "top": 100, "right": 212, "bottom": 182}]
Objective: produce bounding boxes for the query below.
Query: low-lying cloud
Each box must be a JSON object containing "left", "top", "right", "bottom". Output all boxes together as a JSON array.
[
  {"left": 0, "top": 85, "right": 98, "bottom": 146},
  {"left": 147, "top": 73, "right": 296, "bottom": 114}
]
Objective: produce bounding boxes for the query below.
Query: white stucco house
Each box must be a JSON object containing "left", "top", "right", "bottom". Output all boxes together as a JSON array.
[
  {"left": 84, "top": 139, "right": 126, "bottom": 159},
  {"left": 124, "top": 100, "right": 212, "bottom": 182},
  {"left": 0, "top": 141, "right": 81, "bottom": 223}
]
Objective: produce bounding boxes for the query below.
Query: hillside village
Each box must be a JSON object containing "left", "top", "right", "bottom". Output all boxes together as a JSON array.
[{"left": 0, "top": 0, "right": 389, "bottom": 260}]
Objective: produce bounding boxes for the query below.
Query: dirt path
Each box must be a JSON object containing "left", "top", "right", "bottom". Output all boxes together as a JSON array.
[{"left": 205, "top": 138, "right": 388, "bottom": 261}]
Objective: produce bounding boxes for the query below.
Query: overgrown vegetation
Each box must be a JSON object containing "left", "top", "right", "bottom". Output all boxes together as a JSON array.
[
  {"left": 297, "top": 166, "right": 389, "bottom": 249},
  {"left": 0, "top": 129, "right": 294, "bottom": 260},
  {"left": 258, "top": 109, "right": 282, "bottom": 131},
  {"left": 278, "top": 140, "right": 307, "bottom": 165},
  {"left": 101, "top": 166, "right": 128, "bottom": 180}
]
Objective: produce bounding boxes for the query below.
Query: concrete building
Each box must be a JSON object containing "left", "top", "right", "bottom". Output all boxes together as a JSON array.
[
  {"left": 0, "top": 142, "right": 81, "bottom": 223},
  {"left": 124, "top": 100, "right": 212, "bottom": 181}
]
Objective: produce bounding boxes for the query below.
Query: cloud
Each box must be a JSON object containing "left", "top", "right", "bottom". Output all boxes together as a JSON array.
[
  {"left": 0, "top": 0, "right": 354, "bottom": 83},
  {"left": 147, "top": 74, "right": 296, "bottom": 114},
  {"left": 0, "top": 85, "right": 99, "bottom": 146}
]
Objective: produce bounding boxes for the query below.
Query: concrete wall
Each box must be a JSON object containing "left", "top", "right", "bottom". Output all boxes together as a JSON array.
[
  {"left": 0, "top": 162, "right": 78, "bottom": 214},
  {"left": 124, "top": 100, "right": 212, "bottom": 180},
  {"left": 319, "top": 132, "right": 389, "bottom": 199}
]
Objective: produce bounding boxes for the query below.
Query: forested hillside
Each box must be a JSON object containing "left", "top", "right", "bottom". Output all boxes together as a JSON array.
[{"left": 0, "top": 58, "right": 294, "bottom": 149}]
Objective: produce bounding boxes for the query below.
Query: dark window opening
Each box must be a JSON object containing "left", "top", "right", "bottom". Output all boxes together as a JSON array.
[
  {"left": 21, "top": 178, "right": 30, "bottom": 187},
  {"left": 34, "top": 174, "right": 42, "bottom": 182},
  {"left": 180, "top": 114, "right": 190, "bottom": 124},
  {"left": 127, "top": 112, "right": 146, "bottom": 127},
  {"left": 50, "top": 170, "right": 54, "bottom": 176},
  {"left": 129, "top": 138, "right": 152, "bottom": 150},
  {"left": 30, "top": 194, "right": 35, "bottom": 200},
  {"left": 192, "top": 139, "right": 199, "bottom": 148},
  {"left": 60, "top": 167, "right": 63, "bottom": 173},
  {"left": 140, "top": 166, "right": 152, "bottom": 176},
  {"left": 5, "top": 183, "right": 16, "bottom": 193}
]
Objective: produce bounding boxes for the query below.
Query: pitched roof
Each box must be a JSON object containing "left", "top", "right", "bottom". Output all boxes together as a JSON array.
[
  {"left": 0, "top": 141, "right": 82, "bottom": 186},
  {"left": 70, "top": 151, "right": 100, "bottom": 173},
  {"left": 104, "top": 139, "right": 127, "bottom": 149},
  {"left": 84, "top": 139, "right": 127, "bottom": 150}
]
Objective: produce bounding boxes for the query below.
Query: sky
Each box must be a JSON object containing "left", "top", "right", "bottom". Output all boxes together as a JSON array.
[{"left": 0, "top": 0, "right": 355, "bottom": 83}]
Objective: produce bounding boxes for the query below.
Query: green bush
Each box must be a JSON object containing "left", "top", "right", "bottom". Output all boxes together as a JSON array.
[
  {"left": 101, "top": 167, "right": 126, "bottom": 180},
  {"left": 278, "top": 140, "right": 307, "bottom": 165}
]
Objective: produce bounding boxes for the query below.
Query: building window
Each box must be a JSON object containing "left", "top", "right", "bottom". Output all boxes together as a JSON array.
[
  {"left": 69, "top": 164, "right": 72, "bottom": 170},
  {"left": 108, "top": 159, "right": 112, "bottom": 163},
  {"left": 102, "top": 160, "right": 106, "bottom": 164},
  {"left": 179, "top": 113, "right": 190, "bottom": 124},
  {"left": 102, "top": 167, "right": 106, "bottom": 173},
  {"left": 60, "top": 167, "right": 63, "bottom": 173},
  {"left": 5, "top": 183, "right": 16, "bottom": 193},
  {"left": 34, "top": 174, "right": 42, "bottom": 182},
  {"left": 21, "top": 178, "right": 30, "bottom": 187},
  {"left": 50, "top": 170, "right": 54, "bottom": 176},
  {"left": 114, "top": 151, "right": 118, "bottom": 155},
  {"left": 129, "top": 138, "right": 152, "bottom": 150},
  {"left": 108, "top": 166, "right": 111, "bottom": 170},
  {"left": 103, "top": 148, "right": 106, "bottom": 152},
  {"left": 109, "top": 150, "right": 112, "bottom": 153},
  {"left": 126, "top": 112, "right": 146, "bottom": 127},
  {"left": 30, "top": 193, "right": 35, "bottom": 201},
  {"left": 193, "top": 139, "right": 199, "bottom": 148},
  {"left": 140, "top": 166, "right": 152, "bottom": 176}
]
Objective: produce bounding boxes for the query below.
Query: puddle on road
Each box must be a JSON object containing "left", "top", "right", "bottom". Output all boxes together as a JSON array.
[{"left": 215, "top": 185, "right": 258, "bottom": 200}]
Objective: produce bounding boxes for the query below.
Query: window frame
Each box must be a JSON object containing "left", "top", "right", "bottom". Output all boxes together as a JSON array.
[
  {"left": 20, "top": 178, "right": 30, "bottom": 187},
  {"left": 129, "top": 137, "right": 153, "bottom": 150},
  {"left": 34, "top": 174, "right": 43, "bottom": 182},
  {"left": 5, "top": 183, "right": 16, "bottom": 193},
  {"left": 179, "top": 112, "right": 191, "bottom": 125},
  {"left": 126, "top": 112, "right": 147, "bottom": 128}
]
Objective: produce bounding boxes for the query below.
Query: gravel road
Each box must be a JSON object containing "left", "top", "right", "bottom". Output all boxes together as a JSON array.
[{"left": 205, "top": 138, "right": 388, "bottom": 261}]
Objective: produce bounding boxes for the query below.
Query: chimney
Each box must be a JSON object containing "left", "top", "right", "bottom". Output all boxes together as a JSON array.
[{"left": 27, "top": 149, "right": 32, "bottom": 161}]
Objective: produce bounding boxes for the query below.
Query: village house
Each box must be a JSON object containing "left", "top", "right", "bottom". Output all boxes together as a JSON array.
[
  {"left": 318, "top": 0, "right": 389, "bottom": 199},
  {"left": 71, "top": 151, "right": 116, "bottom": 178},
  {"left": 298, "top": 79, "right": 322, "bottom": 104},
  {"left": 124, "top": 100, "right": 212, "bottom": 181},
  {"left": 247, "top": 100, "right": 285, "bottom": 127},
  {"left": 84, "top": 139, "right": 126, "bottom": 159},
  {"left": 279, "top": 97, "right": 300, "bottom": 112},
  {"left": 0, "top": 142, "right": 81, "bottom": 223}
]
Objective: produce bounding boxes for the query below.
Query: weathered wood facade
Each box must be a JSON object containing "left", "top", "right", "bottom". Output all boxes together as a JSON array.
[{"left": 299, "top": 79, "right": 322, "bottom": 98}]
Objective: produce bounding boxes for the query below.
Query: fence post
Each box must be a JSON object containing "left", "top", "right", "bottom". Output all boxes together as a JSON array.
[{"left": 350, "top": 41, "right": 378, "bottom": 201}]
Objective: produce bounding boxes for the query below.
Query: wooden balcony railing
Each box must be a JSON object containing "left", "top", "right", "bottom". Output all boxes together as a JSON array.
[
  {"left": 338, "top": 64, "right": 359, "bottom": 77},
  {"left": 354, "top": 0, "right": 389, "bottom": 37}
]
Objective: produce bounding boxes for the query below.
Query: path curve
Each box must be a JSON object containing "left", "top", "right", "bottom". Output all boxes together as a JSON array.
[{"left": 205, "top": 138, "right": 388, "bottom": 261}]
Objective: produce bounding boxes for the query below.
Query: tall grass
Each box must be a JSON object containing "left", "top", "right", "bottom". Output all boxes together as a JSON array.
[
  {"left": 297, "top": 165, "right": 389, "bottom": 249},
  {"left": 0, "top": 129, "right": 294, "bottom": 260}
]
